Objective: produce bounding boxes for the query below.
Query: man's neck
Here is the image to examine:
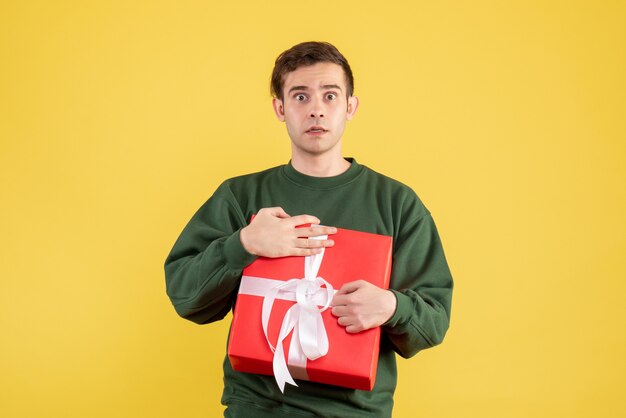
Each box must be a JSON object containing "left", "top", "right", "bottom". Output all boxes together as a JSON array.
[{"left": 290, "top": 154, "right": 351, "bottom": 177}]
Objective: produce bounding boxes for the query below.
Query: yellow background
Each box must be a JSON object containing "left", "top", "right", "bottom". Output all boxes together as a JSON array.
[{"left": 1, "top": 1, "right": 625, "bottom": 417}]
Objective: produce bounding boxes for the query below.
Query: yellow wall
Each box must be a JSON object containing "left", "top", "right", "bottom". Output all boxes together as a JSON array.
[{"left": 1, "top": 1, "right": 624, "bottom": 417}]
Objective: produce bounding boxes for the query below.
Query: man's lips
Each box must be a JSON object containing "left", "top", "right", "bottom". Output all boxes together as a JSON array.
[{"left": 306, "top": 126, "right": 328, "bottom": 134}]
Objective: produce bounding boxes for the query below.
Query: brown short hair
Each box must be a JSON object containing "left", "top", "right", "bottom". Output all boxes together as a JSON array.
[{"left": 270, "top": 41, "right": 354, "bottom": 101}]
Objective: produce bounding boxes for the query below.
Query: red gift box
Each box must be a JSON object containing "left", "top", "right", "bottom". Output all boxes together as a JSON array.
[{"left": 227, "top": 224, "right": 392, "bottom": 392}]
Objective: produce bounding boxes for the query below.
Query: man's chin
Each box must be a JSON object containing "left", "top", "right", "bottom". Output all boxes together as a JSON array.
[{"left": 290, "top": 136, "right": 341, "bottom": 156}]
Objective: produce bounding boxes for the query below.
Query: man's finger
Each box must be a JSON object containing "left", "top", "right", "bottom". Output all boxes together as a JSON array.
[
  {"left": 331, "top": 293, "right": 349, "bottom": 306},
  {"left": 290, "top": 248, "right": 324, "bottom": 257},
  {"left": 337, "top": 316, "right": 352, "bottom": 326},
  {"left": 294, "top": 238, "right": 334, "bottom": 249},
  {"left": 286, "top": 214, "right": 321, "bottom": 227},
  {"left": 345, "top": 324, "right": 362, "bottom": 334},
  {"left": 296, "top": 226, "right": 337, "bottom": 237},
  {"left": 331, "top": 306, "right": 349, "bottom": 317}
]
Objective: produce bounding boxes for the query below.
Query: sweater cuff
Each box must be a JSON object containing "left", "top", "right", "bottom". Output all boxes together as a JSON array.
[
  {"left": 382, "top": 289, "right": 413, "bottom": 328},
  {"left": 223, "top": 229, "right": 257, "bottom": 271}
]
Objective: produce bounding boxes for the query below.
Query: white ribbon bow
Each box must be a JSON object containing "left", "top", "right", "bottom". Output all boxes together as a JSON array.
[{"left": 260, "top": 236, "right": 335, "bottom": 393}]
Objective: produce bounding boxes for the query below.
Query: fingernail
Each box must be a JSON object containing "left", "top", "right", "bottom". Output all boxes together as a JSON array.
[{"left": 327, "top": 240, "right": 334, "bottom": 246}]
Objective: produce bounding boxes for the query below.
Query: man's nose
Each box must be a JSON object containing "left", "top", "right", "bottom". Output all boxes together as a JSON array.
[{"left": 309, "top": 99, "right": 325, "bottom": 118}]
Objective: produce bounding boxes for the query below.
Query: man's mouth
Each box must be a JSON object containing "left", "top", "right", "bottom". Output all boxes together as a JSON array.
[{"left": 306, "top": 126, "right": 328, "bottom": 134}]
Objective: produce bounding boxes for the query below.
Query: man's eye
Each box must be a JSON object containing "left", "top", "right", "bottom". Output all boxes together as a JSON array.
[
  {"left": 295, "top": 94, "right": 307, "bottom": 101},
  {"left": 326, "top": 93, "right": 337, "bottom": 100}
]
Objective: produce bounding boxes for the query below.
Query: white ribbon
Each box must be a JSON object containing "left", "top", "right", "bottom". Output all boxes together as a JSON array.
[{"left": 238, "top": 235, "right": 336, "bottom": 393}]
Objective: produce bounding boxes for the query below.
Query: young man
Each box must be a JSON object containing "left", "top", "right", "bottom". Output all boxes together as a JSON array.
[{"left": 164, "top": 41, "right": 454, "bottom": 417}]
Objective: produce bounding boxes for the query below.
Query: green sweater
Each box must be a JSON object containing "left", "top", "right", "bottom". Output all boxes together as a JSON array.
[{"left": 164, "top": 158, "right": 454, "bottom": 417}]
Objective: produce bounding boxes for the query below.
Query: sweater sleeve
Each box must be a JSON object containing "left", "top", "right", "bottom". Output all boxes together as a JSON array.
[
  {"left": 382, "top": 208, "right": 454, "bottom": 358},
  {"left": 164, "top": 183, "right": 257, "bottom": 324}
]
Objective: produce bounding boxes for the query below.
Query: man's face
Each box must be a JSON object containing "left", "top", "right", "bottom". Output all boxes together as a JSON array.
[{"left": 272, "top": 62, "right": 358, "bottom": 159}]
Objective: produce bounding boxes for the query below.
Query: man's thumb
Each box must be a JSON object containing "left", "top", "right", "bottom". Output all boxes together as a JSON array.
[
  {"left": 267, "top": 206, "right": 290, "bottom": 218},
  {"left": 338, "top": 280, "right": 363, "bottom": 294}
]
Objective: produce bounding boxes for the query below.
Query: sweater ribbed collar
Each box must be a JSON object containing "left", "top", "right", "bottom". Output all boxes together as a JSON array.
[{"left": 281, "top": 157, "right": 364, "bottom": 190}]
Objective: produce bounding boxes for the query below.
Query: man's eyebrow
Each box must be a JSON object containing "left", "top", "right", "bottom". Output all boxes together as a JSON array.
[{"left": 287, "top": 84, "right": 343, "bottom": 94}]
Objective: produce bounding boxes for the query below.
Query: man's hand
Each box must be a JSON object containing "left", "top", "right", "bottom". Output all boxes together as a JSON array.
[
  {"left": 239, "top": 207, "right": 336, "bottom": 258},
  {"left": 331, "top": 280, "right": 397, "bottom": 333}
]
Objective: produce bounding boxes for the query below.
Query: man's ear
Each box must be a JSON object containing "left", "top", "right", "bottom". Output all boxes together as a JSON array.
[
  {"left": 272, "top": 98, "right": 285, "bottom": 122},
  {"left": 346, "top": 96, "right": 359, "bottom": 121}
]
